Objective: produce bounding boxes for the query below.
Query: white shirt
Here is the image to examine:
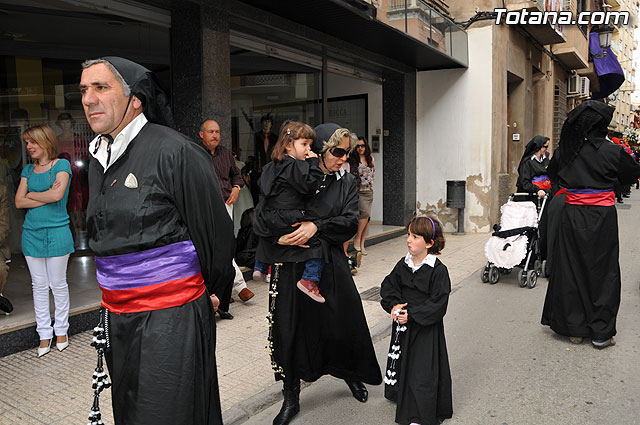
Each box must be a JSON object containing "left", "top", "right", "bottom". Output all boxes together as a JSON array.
[
  {"left": 89, "top": 113, "right": 148, "bottom": 172},
  {"left": 404, "top": 253, "right": 436, "bottom": 272},
  {"left": 530, "top": 154, "right": 544, "bottom": 163}
]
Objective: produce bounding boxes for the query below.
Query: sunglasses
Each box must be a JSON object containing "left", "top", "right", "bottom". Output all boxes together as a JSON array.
[
  {"left": 329, "top": 147, "right": 351, "bottom": 157},
  {"left": 356, "top": 144, "right": 366, "bottom": 148},
  {"left": 542, "top": 145, "right": 549, "bottom": 149}
]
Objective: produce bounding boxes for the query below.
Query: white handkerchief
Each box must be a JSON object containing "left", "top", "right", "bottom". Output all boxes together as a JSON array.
[{"left": 124, "top": 173, "right": 138, "bottom": 189}]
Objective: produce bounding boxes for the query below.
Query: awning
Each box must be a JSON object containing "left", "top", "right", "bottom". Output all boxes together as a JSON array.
[
  {"left": 238, "top": 0, "right": 467, "bottom": 71},
  {"left": 589, "top": 32, "right": 625, "bottom": 100}
]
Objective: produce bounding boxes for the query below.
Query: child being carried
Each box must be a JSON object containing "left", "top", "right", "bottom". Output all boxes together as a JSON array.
[{"left": 253, "top": 121, "right": 326, "bottom": 303}]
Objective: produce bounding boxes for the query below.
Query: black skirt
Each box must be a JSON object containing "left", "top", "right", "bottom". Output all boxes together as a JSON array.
[
  {"left": 105, "top": 293, "right": 222, "bottom": 425},
  {"left": 268, "top": 247, "right": 382, "bottom": 385},
  {"left": 541, "top": 203, "right": 620, "bottom": 340}
]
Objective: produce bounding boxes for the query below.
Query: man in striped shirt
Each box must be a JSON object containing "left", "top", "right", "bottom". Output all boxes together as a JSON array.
[{"left": 200, "top": 120, "right": 254, "bottom": 316}]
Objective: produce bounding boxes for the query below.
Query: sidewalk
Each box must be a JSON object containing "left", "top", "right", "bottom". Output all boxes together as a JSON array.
[{"left": 0, "top": 230, "right": 489, "bottom": 424}]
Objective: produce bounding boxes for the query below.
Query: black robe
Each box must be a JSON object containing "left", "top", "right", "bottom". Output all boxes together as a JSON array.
[
  {"left": 542, "top": 140, "right": 640, "bottom": 340},
  {"left": 517, "top": 155, "right": 550, "bottom": 194},
  {"left": 538, "top": 190, "right": 565, "bottom": 268},
  {"left": 254, "top": 156, "right": 324, "bottom": 264},
  {"left": 258, "top": 170, "right": 382, "bottom": 385},
  {"left": 235, "top": 224, "right": 259, "bottom": 268},
  {"left": 380, "top": 257, "right": 453, "bottom": 425},
  {"left": 87, "top": 122, "right": 235, "bottom": 425}
]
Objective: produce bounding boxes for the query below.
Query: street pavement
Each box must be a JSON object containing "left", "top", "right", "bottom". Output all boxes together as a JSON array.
[
  {"left": 0, "top": 225, "right": 487, "bottom": 424},
  {"left": 244, "top": 189, "right": 640, "bottom": 425}
]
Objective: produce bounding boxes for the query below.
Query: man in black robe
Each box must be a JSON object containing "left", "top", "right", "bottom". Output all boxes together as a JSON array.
[
  {"left": 80, "top": 57, "right": 234, "bottom": 424},
  {"left": 541, "top": 100, "right": 640, "bottom": 348}
]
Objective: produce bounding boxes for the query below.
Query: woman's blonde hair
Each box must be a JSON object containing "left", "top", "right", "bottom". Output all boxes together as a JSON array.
[
  {"left": 320, "top": 128, "right": 357, "bottom": 154},
  {"left": 21, "top": 124, "right": 58, "bottom": 161}
]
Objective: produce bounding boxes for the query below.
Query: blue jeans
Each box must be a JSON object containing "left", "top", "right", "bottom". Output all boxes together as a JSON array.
[
  {"left": 254, "top": 260, "right": 269, "bottom": 274},
  {"left": 301, "top": 258, "right": 323, "bottom": 283}
]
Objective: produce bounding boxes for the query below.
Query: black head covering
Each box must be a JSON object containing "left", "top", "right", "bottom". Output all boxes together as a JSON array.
[
  {"left": 102, "top": 56, "right": 175, "bottom": 128},
  {"left": 557, "top": 100, "right": 614, "bottom": 170},
  {"left": 518, "top": 135, "right": 549, "bottom": 174},
  {"left": 312, "top": 123, "right": 341, "bottom": 154},
  {"left": 516, "top": 135, "right": 549, "bottom": 192},
  {"left": 518, "top": 135, "right": 549, "bottom": 170}
]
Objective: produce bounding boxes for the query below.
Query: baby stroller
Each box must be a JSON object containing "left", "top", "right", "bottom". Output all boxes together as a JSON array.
[{"left": 481, "top": 193, "right": 548, "bottom": 289}]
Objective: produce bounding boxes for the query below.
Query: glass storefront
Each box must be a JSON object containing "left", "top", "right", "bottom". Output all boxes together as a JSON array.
[
  {"left": 230, "top": 45, "right": 322, "bottom": 207},
  {"left": 0, "top": 3, "right": 170, "bottom": 252},
  {"left": 1, "top": 3, "right": 382, "bottom": 248}
]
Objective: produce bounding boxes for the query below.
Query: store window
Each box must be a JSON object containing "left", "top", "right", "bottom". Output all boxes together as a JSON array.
[
  {"left": 1, "top": 56, "right": 93, "bottom": 250},
  {"left": 0, "top": 3, "right": 170, "bottom": 252},
  {"left": 230, "top": 44, "right": 322, "bottom": 207}
]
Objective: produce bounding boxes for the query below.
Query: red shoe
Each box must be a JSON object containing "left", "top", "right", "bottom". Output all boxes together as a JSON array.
[{"left": 296, "top": 279, "right": 325, "bottom": 303}]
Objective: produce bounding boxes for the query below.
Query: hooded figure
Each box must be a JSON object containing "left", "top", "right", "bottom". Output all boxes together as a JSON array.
[
  {"left": 516, "top": 135, "right": 551, "bottom": 195},
  {"left": 541, "top": 100, "right": 640, "bottom": 348},
  {"left": 81, "top": 57, "right": 234, "bottom": 425},
  {"left": 254, "top": 122, "right": 381, "bottom": 425}
]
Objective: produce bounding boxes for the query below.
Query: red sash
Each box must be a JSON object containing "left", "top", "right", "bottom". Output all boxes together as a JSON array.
[
  {"left": 532, "top": 180, "right": 551, "bottom": 190},
  {"left": 565, "top": 191, "right": 614, "bottom": 206}
]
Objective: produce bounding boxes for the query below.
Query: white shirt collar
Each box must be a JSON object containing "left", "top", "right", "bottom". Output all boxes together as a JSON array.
[
  {"left": 334, "top": 167, "right": 346, "bottom": 180},
  {"left": 89, "top": 113, "right": 148, "bottom": 172},
  {"left": 531, "top": 154, "right": 544, "bottom": 163},
  {"left": 404, "top": 253, "right": 436, "bottom": 272}
]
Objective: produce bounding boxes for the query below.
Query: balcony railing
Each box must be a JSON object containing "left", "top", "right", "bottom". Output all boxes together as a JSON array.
[
  {"left": 506, "top": 0, "right": 566, "bottom": 44},
  {"left": 384, "top": 0, "right": 467, "bottom": 65}
]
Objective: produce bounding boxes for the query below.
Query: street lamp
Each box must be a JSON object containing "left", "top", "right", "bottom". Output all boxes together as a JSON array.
[{"left": 590, "top": 25, "right": 615, "bottom": 59}]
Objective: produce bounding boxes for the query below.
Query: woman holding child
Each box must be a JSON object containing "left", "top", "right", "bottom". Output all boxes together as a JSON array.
[{"left": 255, "top": 122, "right": 381, "bottom": 425}]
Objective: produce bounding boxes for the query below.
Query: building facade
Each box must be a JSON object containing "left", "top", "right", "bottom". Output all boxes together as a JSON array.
[
  {"left": 0, "top": 0, "right": 469, "bottom": 253},
  {"left": 605, "top": 0, "right": 639, "bottom": 134},
  {"left": 402, "top": 0, "right": 620, "bottom": 230}
]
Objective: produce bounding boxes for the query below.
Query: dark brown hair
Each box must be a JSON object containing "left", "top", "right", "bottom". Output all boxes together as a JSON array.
[
  {"left": 270, "top": 120, "right": 316, "bottom": 162},
  {"left": 407, "top": 215, "right": 445, "bottom": 255},
  {"left": 357, "top": 136, "right": 373, "bottom": 168}
]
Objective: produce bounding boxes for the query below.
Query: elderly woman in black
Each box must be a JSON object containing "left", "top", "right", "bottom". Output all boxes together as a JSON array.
[
  {"left": 516, "top": 135, "right": 551, "bottom": 198},
  {"left": 255, "top": 123, "right": 381, "bottom": 425}
]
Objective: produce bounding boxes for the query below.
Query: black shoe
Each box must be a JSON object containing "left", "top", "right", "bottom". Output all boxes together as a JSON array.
[
  {"left": 0, "top": 295, "right": 13, "bottom": 314},
  {"left": 617, "top": 198, "right": 624, "bottom": 204},
  {"left": 217, "top": 310, "right": 233, "bottom": 320},
  {"left": 273, "top": 383, "right": 300, "bottom": 425},
  {"left": 344, "top": 380, "right": 368, "bottom": 403}
]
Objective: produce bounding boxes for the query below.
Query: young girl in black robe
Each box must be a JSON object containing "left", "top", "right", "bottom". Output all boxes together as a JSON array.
[
  {"left": 254, "top": 121, "right": 326, "bottom": 302},
  {"left": 381, "top": 215, "right": 453, "bottom": 425}
]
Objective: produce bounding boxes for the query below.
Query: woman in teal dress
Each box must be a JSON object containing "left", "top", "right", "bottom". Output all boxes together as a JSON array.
[{"left": 15, "top": 124, "right": 74, "bottom": 357}]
